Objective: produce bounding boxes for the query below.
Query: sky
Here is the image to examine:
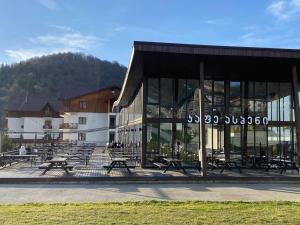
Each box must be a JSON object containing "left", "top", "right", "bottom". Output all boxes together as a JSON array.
[{"left": 1, "top": 0, "right": 300, "bottom": 66}]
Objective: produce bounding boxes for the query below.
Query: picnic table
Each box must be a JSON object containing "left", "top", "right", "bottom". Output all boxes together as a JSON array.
[
  {"left": 218, "top": 159, "right": 242, "bottom": 173},
  {"left": 2, "top": 154, "right": 39, "bottom": 167},
  {"left": 268, "top": 159, "right": 299, "bottom": 174},
  {"left": 105, "top": 158, "right": 132, "bottom": 174},
  {"left": 39, "top": 157, "right": 73, "bottom": 175},
  {"left": 162, "top": 158, "right": 186, "bottom": 174},
  {"left": 57, "top": 154, "right": 90, "bottom": 166}
]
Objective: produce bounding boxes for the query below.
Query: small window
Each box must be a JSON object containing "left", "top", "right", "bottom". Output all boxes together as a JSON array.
[
  {"left": 78, "top": 133, "right": 86, "bottom": 141},
  {"left": 79, "top": 101, "right": 87, "bottom": 109},
  {"left": 109, "top": 115, "right": 116, "bottom": 128},
  {"left": 43, "top": 120, "right": 52, "bottom": 129},
  {"left": 21, "top": 125, "right": 24, "bottom": 129},
  {"left": 78, "top": 117, "right": 87, "bottom": 124}
]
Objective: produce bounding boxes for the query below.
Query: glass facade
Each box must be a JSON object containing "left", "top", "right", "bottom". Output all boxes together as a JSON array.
[
  {"left": 117, "top": 71, "right": 298, "bottom": 170},
  {"left": 117, "top": 86, "right": 143, "bottom": 156},
  {"left": 204, "top": 80, "right": 296, "bottom": 165},
  {"left": 143, "top": 78, "right": 298, "bottom": 167},
  {"left": 145, "top": 78, "right": 199, "bottom": 166}
]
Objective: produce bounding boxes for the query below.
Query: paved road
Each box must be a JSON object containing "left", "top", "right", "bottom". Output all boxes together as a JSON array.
[{"left": 0, "top": 183, "right": 300, "bottom": 203}]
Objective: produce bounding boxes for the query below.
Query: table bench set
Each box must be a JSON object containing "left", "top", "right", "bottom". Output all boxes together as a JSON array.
[
  {"left": 39, "top": 157, "right": 74, "bottom": 175},
  {"left": 0, "top": 144, "right": 96, "bottom": 175},
  {"left": 207, "top": 157, "right": 299, "bottom": 174}
]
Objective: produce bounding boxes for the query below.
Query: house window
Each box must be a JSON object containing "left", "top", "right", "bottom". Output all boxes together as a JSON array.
[
  {"left": 109, "top": 131, "right": 115, "bottom": 142},
  {"left": 78, "top": 117, "right": 87, "bottom": 124},
  {"left": 79, "top": 101, "right": 87, "bottom": 109},
  {"left": 78, "top": 132, "right": 86, "bottom": 141},
  {"left": 109, "top": 115, "right": 116, "bottom": 129},
  {"left": 43, "top": 120, "right": 52, "bottom": 129}
]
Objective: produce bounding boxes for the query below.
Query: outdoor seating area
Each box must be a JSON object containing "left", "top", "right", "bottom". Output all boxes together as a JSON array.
[
  {"left": 0, "top": 142, "right": 96, "bottom": 175},
  {"left": 0, "top": 145, "right": 299, "bottom": 178},
  {"left": 206, "top": 154, "right": 299, "bottom": 175}
]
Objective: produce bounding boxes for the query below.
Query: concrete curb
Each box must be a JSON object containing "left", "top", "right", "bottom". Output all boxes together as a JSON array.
[{"left": 0, "top": 176, "right": 300, "bottom": 184}]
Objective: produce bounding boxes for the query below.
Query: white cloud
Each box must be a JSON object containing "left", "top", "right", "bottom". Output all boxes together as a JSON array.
[
  {"left": 205, "top": 19, "right": 231, "bottom": 26},
  {"left": 5, "top": 28, "right": 104, "bottom": 63},
  {"left": 227, "top": 24, "right": 300, "bottom": 49},
  {"left": 30, "top": 32, "right": 102, "bottom": 50},
  {"left": 113, "top": 26, "right": 126, "bottom": 32},
  {"left": 267, "top": 0, "right": 300, "bottom": 20},
  {"left": 5, "top": 49, "right": 53, "bottom": 61},
  {"left": 50, "top": 25, "right": 74, "bottom": 32},
  {"left": 37, "top": 0, "right": 59, "bottom": 10}
]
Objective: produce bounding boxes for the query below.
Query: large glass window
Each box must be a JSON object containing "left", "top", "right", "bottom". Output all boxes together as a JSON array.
[
  {"left": 186, "top": 123, "right": 199, "bottom": 162},
  {"left": 146, "top": 123, "right": 159, "bottom": 164},
  {"left": 148, "top": 78, "right": 159, "bottom": 104},
  {"left": 160, "top": 78, "right": 174, "bottom": 118},
  {"left": 159, "top": 123, "right": 172, "bottom": 157}
]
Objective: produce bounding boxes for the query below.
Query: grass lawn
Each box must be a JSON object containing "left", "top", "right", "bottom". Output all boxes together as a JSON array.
[{"left": 0, "top": 201, "right": 299, "bottom": 225}]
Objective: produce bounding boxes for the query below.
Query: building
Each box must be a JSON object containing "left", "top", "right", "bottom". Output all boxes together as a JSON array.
[
  {"left": 113, "top": 41, "right": 300, "bottom": 175},
  {"left": 61, "top": 86, "right": 120, "bottom": 146},
  {"left": 6, "top": 97, "right": 63, "bottom": 141}
]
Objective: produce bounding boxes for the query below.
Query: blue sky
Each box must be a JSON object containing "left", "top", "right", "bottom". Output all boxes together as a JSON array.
[{"left": 1, "top": 0, "right": 300, "bottom": 66}]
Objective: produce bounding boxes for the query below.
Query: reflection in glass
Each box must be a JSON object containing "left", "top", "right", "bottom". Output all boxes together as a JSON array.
[
  {"left": 147, "top": 78, "right": 159, "bottom": 104},
  {"left": 186, "top": 123, "right": 199, "bottom": 162},
  {"left": 246, "top": 125, "right": 255, "bottom": 156},
  {"left": 160, "top": 78, "right": 173, "bottom": 118},
  {"left": 268, "top": 126, "right": 279, "bottom": 158},
  {"left": 146, "top": 104, "right": 159, "bottom": 118},
  {"left": 214, "top": 81, "right": 224, "bottom": 105},
  {"left": 280, "top": 126, "right": 292, "bottom": 160},
  {"left": 176, "top": 79, "right": 186, "bottom": 118},
  {"left": 267, "top": 83, "right": 279, "bottom": 121},
  {"left": 280, "top": 83, "right": 292, "bottom": 121},
  {"left": 212, "top": 125, "right": 224, "bottom": 156},
  {"left": 230, "top": 81, "right": 241, "bottom": 106},
  {"left": 146, "top": 123, "right": 159, "bottom": 164},
  {"left": 175, "top": 123, "right": 185, "bottom": 160},
  {"left": 160, "top": 123, "right": 172, "bottom": 157},
  {"left": 230, "top": 125, "right": 241, "bottom": 155},
  {"left": 255, "top": 125, "right": 267, "bottom": 157},
  {"left": 187, "top": 79, "right": 199, "bottom": 115},
  {"left": 204, "top": 80, "right": 212, "bottom": 106}
]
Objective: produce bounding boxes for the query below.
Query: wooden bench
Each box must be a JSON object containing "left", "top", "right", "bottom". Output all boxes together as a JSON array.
[
  {"left": 153, "top": 162, "right": 167, "bottom": 169},
  {"left": 38, "top": 163, "right": 74, "bottom": 171},
  {"left": 38, "top": 163, "right": 51, "bottom": 169},
  {"left": 103, "top": 165, "right": 136, "bottom": 169}
]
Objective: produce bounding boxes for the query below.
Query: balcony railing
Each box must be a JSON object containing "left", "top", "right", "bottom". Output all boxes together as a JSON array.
[
  {"left": 59, "top": 123, "right": 78, "bottom": 129},
  {"left": 43, "top": 125, "right": 53, "bottom": 129}
]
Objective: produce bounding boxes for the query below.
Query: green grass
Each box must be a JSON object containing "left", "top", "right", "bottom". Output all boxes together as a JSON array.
[{"left": 0, "top": 201, "right": 299, "bottom": 225}]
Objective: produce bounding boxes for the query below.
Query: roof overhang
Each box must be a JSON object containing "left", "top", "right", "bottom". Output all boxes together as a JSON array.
[{"left": 113, "top": 41, "right": 300, "bottom": 112}]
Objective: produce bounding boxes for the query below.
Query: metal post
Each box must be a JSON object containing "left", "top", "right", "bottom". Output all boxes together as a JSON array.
[
  {"left": 0, "top": 130, "right": 2, "bottom": 153},
  {"left": 199, "top": 61, "right": 206, "bottom": 176},
  {"left": 291, "top": 65, "right": 300, "bottom": 169},
  {"left": 224, "top": 80, "right": 230, "bottom": 160}
]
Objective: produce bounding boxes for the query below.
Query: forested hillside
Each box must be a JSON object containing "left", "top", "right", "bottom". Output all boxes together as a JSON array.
[{"left": 0, "top": 52, "right": 126, "bottom": 128}]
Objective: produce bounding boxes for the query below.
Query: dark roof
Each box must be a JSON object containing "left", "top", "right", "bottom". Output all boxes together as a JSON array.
[
  {"left": 113, "top": 41, "right": 300, "bottom": 111},
  {"left": 134, "top": 41, "right": 300, "bottom": 58},
  {"left": 7, "top": 96, "right": 63, "bottom": 112},
  {"left": 61, "top": 85, "right": 121, "bottom": 100}
]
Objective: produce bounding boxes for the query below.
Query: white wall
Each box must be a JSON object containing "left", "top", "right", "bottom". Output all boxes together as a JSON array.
[
  {"left": 6, "top": 117, "right": 63, "bottom": 140},
  {"left": 7, "top": 117, "right": 24, "bottom": 139},
  {"left": 62, "top": 112, "right": 118, "bottom": 146}
]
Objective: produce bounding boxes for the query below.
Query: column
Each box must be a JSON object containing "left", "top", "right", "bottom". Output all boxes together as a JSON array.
[
  {"left": 291, "top": 65, "right": 300, "bottom": 169},
  {"left": 199, "top": 62, "right": 206, "bottom": 176}
]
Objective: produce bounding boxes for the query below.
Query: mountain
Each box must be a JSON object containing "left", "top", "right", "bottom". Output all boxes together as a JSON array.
[{"left": 0, "top": 52, "right": 127, "bottom": 128}]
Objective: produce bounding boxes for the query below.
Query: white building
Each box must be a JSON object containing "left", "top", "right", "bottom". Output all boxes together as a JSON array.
[
  {"left": 60, "top": 86, "right": 120, "bottom": 146},
  {"left": 6, "top": 97, "right": 63, "bottom": 142}
]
